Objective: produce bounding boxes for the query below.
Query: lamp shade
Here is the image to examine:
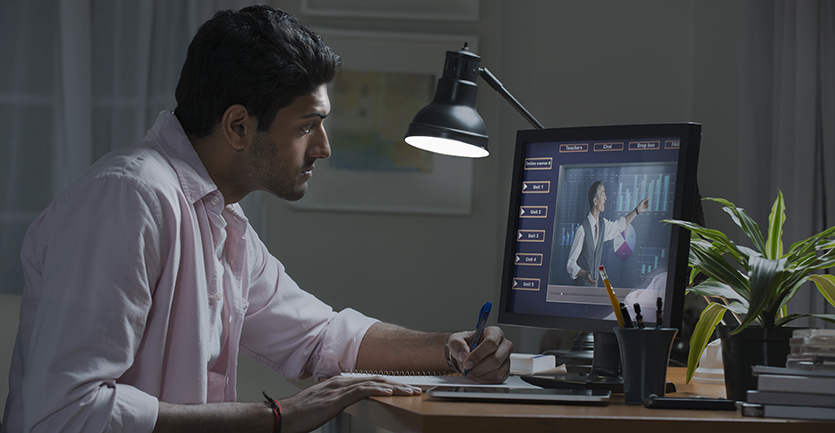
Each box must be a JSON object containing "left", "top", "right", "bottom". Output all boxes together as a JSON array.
[{"left": 404, "top": 45, "right": 489, "bottom": 158}]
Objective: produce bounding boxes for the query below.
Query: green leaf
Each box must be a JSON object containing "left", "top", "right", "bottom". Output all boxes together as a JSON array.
[
  {"left": 820, "top": 239, "right": 835, "bottom": 250},
  {"left": 734, "top": 256, "right": 785, "bottom": 331},
  {"left": 765, "top": 191, "right": 785, "bottom": 259},
  {"left": 724, "top": 301, "right": 750, "bottom": 316},
  {"left": 664, "top": 218, "right": 750, "bottom": 268},
  {"left": 663, "top": 219, "right": 731, "bottom": 245},
  {"left": 703, "top": 195, "right": 768, "bottom": 256},
  {"left": 723, "top": 206, "right": 768, "bottom": 256},
  {"left": 807, "top": 248, "right": 835, "bottom": 270},
  {"left": 787, "top": 226, "right": 835, "bottom": 260},
  {"left": 688, "top": 266, "right": 700, "bottom": 286},
  {"left": 809, "top": 274, "right": 835, "bottom": 308},
  {"left": 688, "top": 241, "right": 750, "bottom": 298},
  {"left": 686, "top": 303, "right": 728, "bottom": 383},
  {"left": 687, "top": 279, "right": 749, "bottom": 307},
  {"left": 775, "top": 273, "right": 812, "bottom": 311},
  {"left": 703, "top": 197, "right": 737, "bottom": 208},
  {"left": 775, "top": 313, "right": 835, "bottom": 327},
  {"left": 738, "top": 246, "right": 761, "bottom": 258}
]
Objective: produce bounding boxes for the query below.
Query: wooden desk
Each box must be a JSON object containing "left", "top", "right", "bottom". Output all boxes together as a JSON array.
[{"left": 342, "top": 368, "right": 834, "bottom": 432}]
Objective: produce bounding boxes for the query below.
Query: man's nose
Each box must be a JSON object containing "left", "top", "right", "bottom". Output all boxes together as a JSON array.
[{"left": 310, "top": 125, "right": 331, "bottom": 159}]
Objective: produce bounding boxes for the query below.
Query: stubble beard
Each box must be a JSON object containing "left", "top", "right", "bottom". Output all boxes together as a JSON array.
[{"left": 249, "top": 132, "right": 308, "bottom": 202}]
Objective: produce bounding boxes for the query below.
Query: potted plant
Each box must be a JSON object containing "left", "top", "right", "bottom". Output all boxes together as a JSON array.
[{"left": 664, "top": 191, "right": 835, "bottom": 400}]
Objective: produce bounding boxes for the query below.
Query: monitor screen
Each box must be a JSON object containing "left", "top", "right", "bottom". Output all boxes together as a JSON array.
[{"left": 498, "top": 124, "right": 701, "bottom": 336}]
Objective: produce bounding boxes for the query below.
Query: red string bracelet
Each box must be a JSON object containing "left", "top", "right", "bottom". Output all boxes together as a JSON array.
[{"left": 262, "top": 390, "right": 282, "bottom": 433}]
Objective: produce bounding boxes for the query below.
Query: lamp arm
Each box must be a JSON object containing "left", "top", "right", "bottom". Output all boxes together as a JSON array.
[{"left": 479, "top": 67, "right": 544, "bottom": 130}]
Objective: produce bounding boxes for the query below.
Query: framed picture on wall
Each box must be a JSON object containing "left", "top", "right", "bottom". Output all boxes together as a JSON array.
[
  {"left": 300, "top": 0, "right": 480, "bottom": 21},
  {"left": 288, "top": 29, "right": 478, "bottom": 215}
]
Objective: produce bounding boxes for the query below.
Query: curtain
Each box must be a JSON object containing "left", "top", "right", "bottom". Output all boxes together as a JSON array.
[
  {"left": 739, "top": 0, "right": 835, "bottom": 327},
  {"left": 0, "top": 0, "right": 263, "bottom": 294}
]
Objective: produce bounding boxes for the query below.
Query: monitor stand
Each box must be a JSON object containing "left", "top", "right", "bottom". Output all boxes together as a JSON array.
[
  {"left": 523, "top": 332, "right": 624, "bottom": 392},
  {"left": 523, "top": 332, "right": 676, "bottom": 393}
]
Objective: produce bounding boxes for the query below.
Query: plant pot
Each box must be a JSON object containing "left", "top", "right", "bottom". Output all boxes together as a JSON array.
[{"left": 716, "top": 325, "right": 794, "bottom": 401}]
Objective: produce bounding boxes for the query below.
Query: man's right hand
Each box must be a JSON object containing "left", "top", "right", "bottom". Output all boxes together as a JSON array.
[
  {"left": 279, "top": 375, "right": 422, "bottom": 433},
  {"left": 578, "top": 269, "right": 598, "bottom": 285}
]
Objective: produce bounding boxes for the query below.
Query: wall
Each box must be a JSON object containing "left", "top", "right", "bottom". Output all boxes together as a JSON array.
[
  {"left": 1, "top": 0, "right": 745, "bottom": 420},
  {"left": 0, "top": 295, "right": 20, "bottom": 412}
]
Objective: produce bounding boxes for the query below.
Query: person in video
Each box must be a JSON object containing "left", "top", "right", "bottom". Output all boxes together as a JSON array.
[{"left": 566, "top": 180, "right": 649, "bottom": 286}]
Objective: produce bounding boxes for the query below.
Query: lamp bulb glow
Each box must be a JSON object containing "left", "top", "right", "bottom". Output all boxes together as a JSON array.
[{"left": 405, "top": 136, "right": 489, "bottom": 158}]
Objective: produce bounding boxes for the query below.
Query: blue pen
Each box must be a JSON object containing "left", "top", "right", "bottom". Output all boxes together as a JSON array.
[
  {"left": 462, "top": 302, "right": 492, "bottom": 376},
  {"left": 469, "top": 301, "right": 492, "bottom": 352}
]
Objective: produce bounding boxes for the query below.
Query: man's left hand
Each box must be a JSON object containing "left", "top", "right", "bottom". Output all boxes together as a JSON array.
[{"left": 447, "top": 326, "right": 513, "bottom": 384}]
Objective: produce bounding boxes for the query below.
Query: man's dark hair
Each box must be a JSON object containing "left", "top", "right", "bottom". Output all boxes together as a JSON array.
[
  {"left": 174, "top": 5, "right": 341, "bottom": 137},
  {"left": 588, "top": 180, "right": 603, "bottom": 209}
]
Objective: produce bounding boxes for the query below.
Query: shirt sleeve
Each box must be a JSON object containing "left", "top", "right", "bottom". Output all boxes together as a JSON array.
[
  {"left": 603, "top": 216, "right": 627, "bottom": 242},
  {"left": 566, "top": 225, "right": 585, "bottom": 279},
  {"left": 239, "top": 232, "right": 378, "bottom": 382},
  {"left": 18, "top": 175, "right": 163, "bottom": 433}
]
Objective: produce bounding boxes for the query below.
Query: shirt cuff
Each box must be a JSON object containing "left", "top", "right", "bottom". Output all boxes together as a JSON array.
[
  {"left": 110, "top": 384, "right": 159, "bottom": 433},
  {"left": 311, "top": 308, "right": 379, "bottom": 381}
]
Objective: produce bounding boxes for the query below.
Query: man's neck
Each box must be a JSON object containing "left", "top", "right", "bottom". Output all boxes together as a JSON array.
[{"left": 189, "top": 133, "right": 248, "bottom": 204}]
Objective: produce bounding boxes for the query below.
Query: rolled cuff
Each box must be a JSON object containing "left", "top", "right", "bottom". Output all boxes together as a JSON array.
[
  {"left": 310, "top": 308, "right": 379, "bottom": 382},
  {"left": 109, "top": 384, "right": 159, "bottom": 433}
]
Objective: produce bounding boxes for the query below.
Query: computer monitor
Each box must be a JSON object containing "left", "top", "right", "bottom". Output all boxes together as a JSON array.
[{"left": 498, "top": 123, "right": 701, "bottom": 389}]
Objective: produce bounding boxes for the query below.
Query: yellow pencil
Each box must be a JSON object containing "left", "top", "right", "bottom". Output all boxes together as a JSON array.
[{"left": 599, "top": 265, "right": 625, "bottom": 327}]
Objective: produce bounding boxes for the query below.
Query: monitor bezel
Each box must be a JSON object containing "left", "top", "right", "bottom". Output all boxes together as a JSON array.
[{"left": 497, "top": 123, "right": 701, "bottom": 334}]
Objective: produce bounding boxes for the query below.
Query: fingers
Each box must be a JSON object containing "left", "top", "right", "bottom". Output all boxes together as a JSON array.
[
  {"left": 332, "top": 376, "right": 422, "bottom": 397},
  {"left": 279, "top": 377, "right": 421, "bottom": 433},
  {"left": 447, "top": 330, "right": 473, "bottom": 370},
  {"left": 460, "top": 326, "right": 514, "bottom": 384}
]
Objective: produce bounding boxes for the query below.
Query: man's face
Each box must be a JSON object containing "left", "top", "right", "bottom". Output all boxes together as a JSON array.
[
  {"left": 594, "top": 184, "right": 607, "bottom": 212},
  {"left": 245, "top": 84, "right": 331, "bottom": 201}
]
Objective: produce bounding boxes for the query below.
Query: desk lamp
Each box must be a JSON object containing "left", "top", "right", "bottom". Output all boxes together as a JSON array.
[{"left": 404, "top": 43, "right": 544, "bottom": 158}]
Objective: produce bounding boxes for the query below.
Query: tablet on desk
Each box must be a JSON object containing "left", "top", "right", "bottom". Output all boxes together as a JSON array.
[{"left": 427, "top": 386, "right": 611, "bottom": 405}]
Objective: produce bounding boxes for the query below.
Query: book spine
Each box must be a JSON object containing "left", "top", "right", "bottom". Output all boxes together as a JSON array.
[
  {"left": 757, "top": 374, "right": 835, "bottom": 395},
  {"left": 763, "top": 404, "right": 835, "bottom": 421},
  {"left": 747, "top": 390, "right": 835, "bottom": 408}
]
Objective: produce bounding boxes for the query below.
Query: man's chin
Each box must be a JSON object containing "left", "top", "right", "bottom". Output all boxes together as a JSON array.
[
  {"left": 279, "top": 185, "right": 308, "bottom": 202},
  {"left": 262, "top": 183, "right": 308, "bottom": 202}
]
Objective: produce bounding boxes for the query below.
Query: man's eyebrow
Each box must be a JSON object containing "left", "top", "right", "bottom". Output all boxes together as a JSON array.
[{"left": 302, "top": 111, "right": 330, "bottom": 119}]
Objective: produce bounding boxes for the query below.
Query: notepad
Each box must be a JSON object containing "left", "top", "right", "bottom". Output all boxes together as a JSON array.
[{"left": 339, "top": 372, "right": 542, "bottom": 389}]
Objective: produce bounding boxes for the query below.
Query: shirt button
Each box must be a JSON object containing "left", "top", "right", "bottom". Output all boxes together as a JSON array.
[
  {"left": 215, "top": 292, "right": 222, "bottom": 301},
  {"left": 211, "top": 197, "right": 220, "bottom": 206}
]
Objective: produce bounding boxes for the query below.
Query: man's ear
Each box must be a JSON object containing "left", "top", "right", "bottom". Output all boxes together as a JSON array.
[{"left": 221, "top": 104, "right": 255, "bottom": 151}]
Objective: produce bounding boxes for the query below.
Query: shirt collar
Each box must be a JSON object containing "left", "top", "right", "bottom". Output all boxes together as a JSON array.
[
  {"left": 146, "top": 111, "right": 249, "bottom": 224},
  {"left": 146, "top": 111, "right": 217, "bottom": 205}
]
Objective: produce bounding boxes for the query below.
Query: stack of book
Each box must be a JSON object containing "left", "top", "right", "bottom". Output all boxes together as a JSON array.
[
  {"left": 746, "top": 329, "right": 835, "bottom": 421},
  {"left": 747, "top": 366, "right": 835, "bottom": 420}
]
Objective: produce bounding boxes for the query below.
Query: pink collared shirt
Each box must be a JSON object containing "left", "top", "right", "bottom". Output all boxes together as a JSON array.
[{"left": 1, "top": 111, "right": 378, "bottom": 433}]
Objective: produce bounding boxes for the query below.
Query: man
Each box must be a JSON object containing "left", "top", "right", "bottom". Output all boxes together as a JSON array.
[
  {"left": 1, "top": 6, "right": 512, "bottom": 433},
  {"left": 566, "top": 181, "right": 649, "bottom": 286}
]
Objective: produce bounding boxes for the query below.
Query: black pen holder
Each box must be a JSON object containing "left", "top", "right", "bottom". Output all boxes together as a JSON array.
[{"left": 614, "top": 327, "right": 678, "bottom": 404}]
